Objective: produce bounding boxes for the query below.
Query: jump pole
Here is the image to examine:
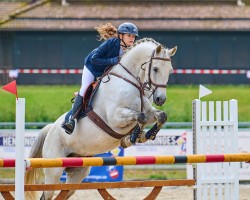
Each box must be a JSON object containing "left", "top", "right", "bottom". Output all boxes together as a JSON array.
[
  {"left": 15, "top": 98, "right": 25, "bottom": 200},
  {"left": 1, "top": 153, "right": 250, "bottom": 168}
]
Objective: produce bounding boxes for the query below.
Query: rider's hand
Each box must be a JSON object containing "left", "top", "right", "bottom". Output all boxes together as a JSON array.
[{"left": 110, "top": 57, "right": 119, "bottom": 65}]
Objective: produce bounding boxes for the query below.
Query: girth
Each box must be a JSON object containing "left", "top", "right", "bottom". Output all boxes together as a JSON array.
[
  {"left": 86, "top": 110, "right": 129, "bottom": 139},
  {"left": 84, "top": 71, "right": 137, "bottom": 140}
]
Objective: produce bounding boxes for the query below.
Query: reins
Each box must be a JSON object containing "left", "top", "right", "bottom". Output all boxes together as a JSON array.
[
  {"left": 108, "top": 49, "right": 171, "bottom": 111},
  {"left": 86, "top": 47, "right": 172, "bottom": 140},
  {"left": 109, "top": 62, "right": 147, "bottom": 112}
]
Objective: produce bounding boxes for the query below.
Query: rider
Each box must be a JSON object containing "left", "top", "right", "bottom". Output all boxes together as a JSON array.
[{"left": 61, "top": 22, "right": 139, "bottom": 134}]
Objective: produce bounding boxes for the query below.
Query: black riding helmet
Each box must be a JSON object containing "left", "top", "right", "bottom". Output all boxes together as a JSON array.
[
  {"left": 117, "top": 22, "right": 139, "bottom": 48},
  {"left": 117, "top": 22, "right": 139, "bottom": 37}
]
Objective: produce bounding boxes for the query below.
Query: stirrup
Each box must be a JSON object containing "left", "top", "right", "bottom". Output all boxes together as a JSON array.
[{"left": 61, "top": 120, "right": 75, "bottom": 134}]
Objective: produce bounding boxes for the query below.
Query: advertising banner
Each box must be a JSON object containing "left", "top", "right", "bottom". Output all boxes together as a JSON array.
[
  {"left": 124, "top": 129, "right": 188, "bottom": 156},
  {"left": 1, "top": 129, "right": 250, "bottom": 180},
  {"left": 60, "top": 147, "right": 124, "bottom": 183}
]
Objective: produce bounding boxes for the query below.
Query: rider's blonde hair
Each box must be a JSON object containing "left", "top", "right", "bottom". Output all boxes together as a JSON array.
[{"left": 95, "top": 23, "right": 118, "bottom": 41}]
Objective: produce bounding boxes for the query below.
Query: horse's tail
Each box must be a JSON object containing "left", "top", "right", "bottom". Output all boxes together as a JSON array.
[{"left": 25, "top": 124, "right": 52, "bottom": 200}]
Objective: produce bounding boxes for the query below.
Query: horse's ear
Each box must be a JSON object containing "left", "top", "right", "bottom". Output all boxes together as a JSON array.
[
  {"left": 169, "top": 46, "right": 177, "bottom": 56},
  {"left": 155, "top": 45, "right": 162, "bottom": 54}
]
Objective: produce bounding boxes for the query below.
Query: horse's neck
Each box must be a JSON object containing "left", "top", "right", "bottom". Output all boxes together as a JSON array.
[{"left": 116, "top": 43, "right": 155, "bottom": 82}]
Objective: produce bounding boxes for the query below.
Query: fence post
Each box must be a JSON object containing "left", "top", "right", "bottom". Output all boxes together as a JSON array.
[{"left": 193, "top": 99, "right": 239, "bottom": 200}]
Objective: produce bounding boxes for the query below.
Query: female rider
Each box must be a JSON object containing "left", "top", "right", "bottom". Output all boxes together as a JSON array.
[{"left": 61, "top": 22, "right": 139, "bottom": 134}]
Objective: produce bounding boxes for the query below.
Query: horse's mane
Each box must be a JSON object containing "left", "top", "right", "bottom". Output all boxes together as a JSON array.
[{"left": 123, "top": 38, "right": 166, "bottom": 55}]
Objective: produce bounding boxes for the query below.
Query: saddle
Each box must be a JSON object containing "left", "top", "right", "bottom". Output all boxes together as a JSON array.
[
  {"left": 72, "top": 78, "right": 131, "bottom": 140},
  {"left": 71, "top": 66, "right": 138, "bottom": 140}
]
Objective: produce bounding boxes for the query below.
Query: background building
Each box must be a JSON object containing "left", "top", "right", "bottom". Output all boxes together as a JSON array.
[{"left": 0, "top": 0, "right": 250, "bottom": 84}]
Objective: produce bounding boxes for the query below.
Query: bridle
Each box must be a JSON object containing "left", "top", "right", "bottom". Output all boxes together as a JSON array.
[
  {"left": 109, "top": 48, "right": 172, "bottom": 111},
  {"left": 86, "top": 48, "right": 172, "bottom": 140},
  {"left": 147, "top": 49, "right": 171, "bottom": 88},
  {"left": 144, "top": 49, "right": 171, "bottom": 99}
]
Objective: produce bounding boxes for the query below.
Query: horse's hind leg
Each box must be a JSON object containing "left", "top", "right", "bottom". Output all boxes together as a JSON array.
[
  {"left": 41, "top": 168, "right": 64, "bottom": 200},
  {"left": 63, "top": 167, "right": 91, "bottom": 199}
]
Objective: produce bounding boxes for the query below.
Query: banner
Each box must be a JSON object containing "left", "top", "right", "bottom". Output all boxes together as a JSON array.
[
  {"left": 124, "top": 129, "right": 188, "bottom": 156},
  {"left": 60, "top": 147, "right": 124, "bottom": 183},
  {"left": 1, "top": 129, "right": 250, "bottom": 180}
]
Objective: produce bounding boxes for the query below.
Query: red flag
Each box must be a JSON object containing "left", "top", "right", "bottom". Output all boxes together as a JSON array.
[{"left": 2, "top": 80, "right": 18, "bottom": 99}]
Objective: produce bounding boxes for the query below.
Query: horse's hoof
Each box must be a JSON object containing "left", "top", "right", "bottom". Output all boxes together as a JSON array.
[
  {"left": 130, "top": 124, "right": 141, "bottom": 143},
  {"left": 158, "top": 112, "right": 167, "bottom": 124},
  {"left": 138, "top": 131, "right": 147, "bottom": 143},
  {"left": 137, "top": 112, "right": 146, "bottom": 124}
]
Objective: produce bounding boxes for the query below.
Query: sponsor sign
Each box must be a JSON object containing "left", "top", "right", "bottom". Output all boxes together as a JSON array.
[
  {"left": 60, "top": 147, "right": 124, "bottom": 183},
  {"left": 1, "top": 129, "right": 250, "bottom": 180},
  {"left": 124, "top": 129, "right": 188, "bottom": 156}
]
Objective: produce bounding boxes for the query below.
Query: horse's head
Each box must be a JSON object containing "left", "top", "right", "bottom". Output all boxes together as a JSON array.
[
  {"left": 120, "top": 38, "right": 177, "bottom": 106},
  {"left": 146, "top": 44, "right": 177, "bottom": 106}
]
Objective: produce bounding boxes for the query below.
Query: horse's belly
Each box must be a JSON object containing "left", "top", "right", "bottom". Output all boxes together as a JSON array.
[{"left": 68, "top": 129, "right": 121, "bottom": 156}]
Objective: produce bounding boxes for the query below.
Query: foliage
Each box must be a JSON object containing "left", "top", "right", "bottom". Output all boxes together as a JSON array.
[{"left": 0, "top": 85, "right": 249, "bottom": 122}]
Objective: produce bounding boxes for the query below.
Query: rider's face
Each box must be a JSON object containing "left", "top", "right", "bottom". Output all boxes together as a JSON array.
[{"left": 120, "top": 34, "right": 136, "bottom": 47}]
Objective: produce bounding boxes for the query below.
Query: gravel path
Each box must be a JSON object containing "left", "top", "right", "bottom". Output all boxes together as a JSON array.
[{"left": 68, "top": 184, "right": 250, "bottom": 200}]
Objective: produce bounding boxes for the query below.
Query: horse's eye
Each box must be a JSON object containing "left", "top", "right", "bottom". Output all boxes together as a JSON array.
[{"left": 153, "top": 67, "right": 158, "bottom": 72}]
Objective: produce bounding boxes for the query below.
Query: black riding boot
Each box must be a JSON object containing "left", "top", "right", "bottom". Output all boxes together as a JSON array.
[{"left": 61, "top": 94, "right": 83, "bottom": 134}]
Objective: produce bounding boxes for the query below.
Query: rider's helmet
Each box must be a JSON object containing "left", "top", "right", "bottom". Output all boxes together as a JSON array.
[{"left": 117, "top": 22, "right": 139, "bottom": 37}]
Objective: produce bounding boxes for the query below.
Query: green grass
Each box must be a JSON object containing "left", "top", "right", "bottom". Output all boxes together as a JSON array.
[
  {"left": 158, "top": 85, "right": 250, "bottom": 122},
  {"left": 0, "top": 168, "right": 185, "bottom": 180},
  {"left": 124, "top": 169, "right": 186, "bottom": 180},
  {"left": 0, "top": 169, "right": 15, "bottom": 179},
  {"left": 0, "top": 84, "right": 249, "bottom": 123}
]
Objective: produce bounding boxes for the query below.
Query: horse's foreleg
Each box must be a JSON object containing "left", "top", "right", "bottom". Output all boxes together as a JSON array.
[
  {"left": 121, "top": 123, "right": 147, "bottom": 148},
  {"left": 140, "top": 108, "right": 168, "bottom": 142},
  {"left": 146, "top": 110, "right": 167, "bottom": 140},
  {"left": 110, "top": 107, "right": 146, "bottom": 127},
  {"left": 112, "top": 107, "right": 146, "bottom": 148}
]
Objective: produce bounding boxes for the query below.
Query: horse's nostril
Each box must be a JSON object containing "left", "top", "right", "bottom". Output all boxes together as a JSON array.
[{"left": 156, "top": 97, "right": 160, "bottom": 103}]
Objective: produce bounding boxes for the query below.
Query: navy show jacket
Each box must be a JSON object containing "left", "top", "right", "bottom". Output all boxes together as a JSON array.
[{"left": 84, "top": 37, "right": 121, "bottom": 77}]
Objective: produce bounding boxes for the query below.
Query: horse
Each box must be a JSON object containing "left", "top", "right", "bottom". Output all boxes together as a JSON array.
[{"left": 25, "top": 38, "right": 177, "bottom": 200}]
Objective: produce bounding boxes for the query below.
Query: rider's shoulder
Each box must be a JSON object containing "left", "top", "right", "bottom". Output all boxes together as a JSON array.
[{"left": 102, "top": 37, "right": 120, "bottom": 46}]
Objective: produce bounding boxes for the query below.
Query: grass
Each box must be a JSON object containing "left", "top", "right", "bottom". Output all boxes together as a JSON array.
[
  {"left": 0, "top": 168, "right": 186, "bottom": 181},
  {"left": 124, "top": 169, "right": 186, "bottom": 180},
  {"left": 0, "top": 169, "right": 15, "bottom": 179},
  {"left": 0, "top": 84, "right": 249, "bottom": 123}
]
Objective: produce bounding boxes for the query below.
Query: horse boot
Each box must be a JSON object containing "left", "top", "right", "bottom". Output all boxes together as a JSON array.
[
  {"left": 130, "top": 124, "right": 142, "bottom": 144},
  {"left": 61, "top": 94, "right": 83, "bottom": 134}
]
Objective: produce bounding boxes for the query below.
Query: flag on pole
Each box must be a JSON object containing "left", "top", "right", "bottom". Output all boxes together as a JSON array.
[
  {"left": 2, "top": 80, "right": 18, "bottom": 99},
  {"left": 199, "top": 84, "right": 212, "bottom": 99}
]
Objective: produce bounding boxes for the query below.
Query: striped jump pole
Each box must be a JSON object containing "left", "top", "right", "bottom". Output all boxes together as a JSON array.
[{"left": 1, "top": 153, "right": 250, "bottom": 168}]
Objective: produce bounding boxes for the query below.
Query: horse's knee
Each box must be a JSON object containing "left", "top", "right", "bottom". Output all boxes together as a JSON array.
[
  {"left": 136, "top": 112, "right": 147, "bottom": 124},
  {"left": 158, "top": 112, "right": 167, "bottom": 124}
]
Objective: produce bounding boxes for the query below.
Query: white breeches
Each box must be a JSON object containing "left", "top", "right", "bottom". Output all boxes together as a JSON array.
[{"left": 79, "top": 66, "right": 95, "bottom": 97}]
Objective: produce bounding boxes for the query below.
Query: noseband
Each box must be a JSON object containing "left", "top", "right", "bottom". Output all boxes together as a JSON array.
[
  {"left": 86, "top": 48, "right": 172, "bottom": 140},
  {"left": 108, "top": 48, "right": 171, "bottom": 111},
  {"left": 147, "top": 49, "right": 171, "bottom": 89}
]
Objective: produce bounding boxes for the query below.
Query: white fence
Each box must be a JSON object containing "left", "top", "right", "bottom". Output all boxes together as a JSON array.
[{"left": 192, "top": 99, "right": 239, "bottom": 200}]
